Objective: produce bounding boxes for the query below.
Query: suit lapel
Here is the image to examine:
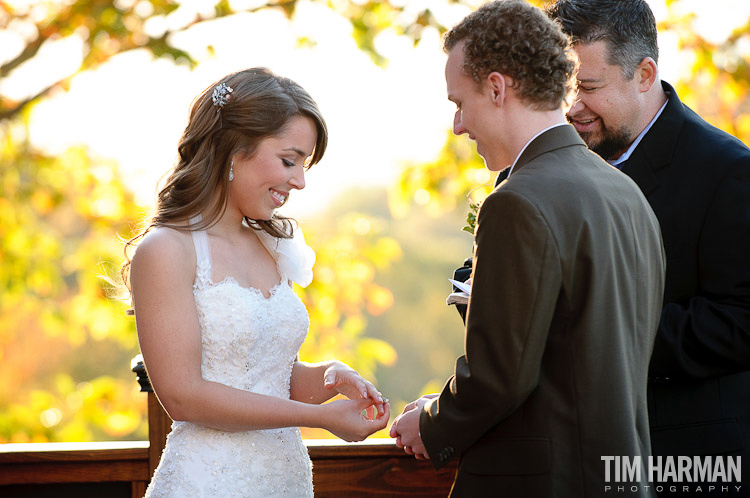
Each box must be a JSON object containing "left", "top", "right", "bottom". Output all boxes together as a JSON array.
[{"left": 621, "top": 81, "right": 685, "bottom": 197}]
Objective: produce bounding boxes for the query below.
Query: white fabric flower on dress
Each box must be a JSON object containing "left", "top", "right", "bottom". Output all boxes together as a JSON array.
[{"left": 256, "top": 225, "right": 315, "bottom": 287}]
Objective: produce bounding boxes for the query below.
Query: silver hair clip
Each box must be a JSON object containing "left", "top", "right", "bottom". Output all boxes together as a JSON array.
[{"left": 212, "top": 82, "right": 233, "bottom": 108}]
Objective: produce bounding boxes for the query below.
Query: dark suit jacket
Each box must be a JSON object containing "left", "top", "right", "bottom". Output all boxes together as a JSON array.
[
  {"left": 624, "top": 82, "right": 750, "bottom": 487},
  {"left": 421, "top": 125, "right": 665, "bottom": 497}
]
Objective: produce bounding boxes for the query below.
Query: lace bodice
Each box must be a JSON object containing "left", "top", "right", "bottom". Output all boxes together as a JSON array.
[
  {"left": 143, "top": 221, "right": 316, "bottom": 498},
  {"left": 192, "top": 238, "right": 309, "bottom": 399}
]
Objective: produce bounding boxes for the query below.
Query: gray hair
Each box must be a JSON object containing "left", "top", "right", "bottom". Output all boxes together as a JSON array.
[{"left": 546, "top": 0, "right": 659, "bottom": 80}]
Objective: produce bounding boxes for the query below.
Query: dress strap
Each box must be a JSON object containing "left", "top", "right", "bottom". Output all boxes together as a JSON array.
[{"left": 189, "top": 215, "right": 212, "bottom": 288}]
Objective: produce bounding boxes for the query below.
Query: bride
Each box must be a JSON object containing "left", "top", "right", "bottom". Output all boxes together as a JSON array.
[{"left": 122, "top": 68, "right": 390, "bottom": 497}]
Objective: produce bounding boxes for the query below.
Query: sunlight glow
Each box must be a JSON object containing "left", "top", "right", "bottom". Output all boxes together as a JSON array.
[
  {"left": 40, "top": 408, "right": 63, "bottom": 428},
  {"left": 0, "top": 0, "right": 741, "bottom": 216}
]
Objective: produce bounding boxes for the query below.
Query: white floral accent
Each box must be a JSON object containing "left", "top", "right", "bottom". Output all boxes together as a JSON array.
[{"left": 256, "top": 225, "right": 315, "bottom": 288}]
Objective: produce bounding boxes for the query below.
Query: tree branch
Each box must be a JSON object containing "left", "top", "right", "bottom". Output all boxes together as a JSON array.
[
  {"left": 0, "top": 82, "right": 56, "bottom": 122},
  {"left": 1, "top": 34, "right": 46, "bottom": 75}
]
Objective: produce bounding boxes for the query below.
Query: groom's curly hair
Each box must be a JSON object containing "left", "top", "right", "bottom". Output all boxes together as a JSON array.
[{"left": 444, "top": 0, "right": 577, "bottom": 111}]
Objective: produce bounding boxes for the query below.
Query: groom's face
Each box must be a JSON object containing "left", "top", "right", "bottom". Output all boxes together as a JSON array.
[{"left": 445, "top": 41, "right": 504, "bottom": 171}]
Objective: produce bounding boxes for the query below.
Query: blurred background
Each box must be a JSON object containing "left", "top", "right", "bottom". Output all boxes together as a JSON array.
[{"left": 1, "top": 0, "right": 749, "bottom": 442}]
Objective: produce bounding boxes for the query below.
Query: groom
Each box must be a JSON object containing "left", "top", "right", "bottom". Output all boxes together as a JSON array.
[{"left": 390, "top": 1, "right": 666, "bottom": 496}]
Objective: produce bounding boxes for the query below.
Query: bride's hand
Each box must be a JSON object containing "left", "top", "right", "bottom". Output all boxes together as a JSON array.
[
  {"left": 322, "top": 398, "right": 391, "bottom": 442},
  {"left": 323, "top": 361, "right": 387, "bottom": 417}
]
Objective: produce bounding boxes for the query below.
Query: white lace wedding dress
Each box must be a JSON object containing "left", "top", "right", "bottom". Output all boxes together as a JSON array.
[{"left": 143, "top": 220, "right": 316, "bottom": 498}]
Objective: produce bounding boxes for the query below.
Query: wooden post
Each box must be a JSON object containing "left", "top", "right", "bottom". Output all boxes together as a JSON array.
[{"left": 132, "top": 355, "right": 172, "bottom": 480}]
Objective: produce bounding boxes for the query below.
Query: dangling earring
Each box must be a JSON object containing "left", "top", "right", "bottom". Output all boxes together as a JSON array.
[{"left": 229, "top": 160, "right": 234, "bottom": 182}]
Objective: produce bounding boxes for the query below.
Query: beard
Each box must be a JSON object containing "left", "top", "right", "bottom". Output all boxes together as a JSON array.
[{"left": 576, "top": 123, "right": 633, "bottom": 161}]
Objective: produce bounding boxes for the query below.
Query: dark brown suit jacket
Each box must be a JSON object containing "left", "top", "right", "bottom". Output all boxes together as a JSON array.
[{"left": 420, "top": 125, "right": 665, "bottom": 497}]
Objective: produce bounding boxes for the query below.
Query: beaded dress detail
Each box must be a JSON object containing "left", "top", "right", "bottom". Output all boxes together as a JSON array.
[{"left": 143, "top": 220, "right": 316, "bottom": 498}]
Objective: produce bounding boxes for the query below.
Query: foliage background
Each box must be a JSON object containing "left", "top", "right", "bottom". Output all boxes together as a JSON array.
[{"left": 1, "top": 0, "right": 748, "bottom": 443}]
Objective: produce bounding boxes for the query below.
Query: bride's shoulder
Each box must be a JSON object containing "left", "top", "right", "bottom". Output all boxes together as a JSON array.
[
  {"left": 132, "top": 226, "right": 194, "bottom": 275},
  {"left": 139, "top": 225, "right": 192, "bottom": 253}
]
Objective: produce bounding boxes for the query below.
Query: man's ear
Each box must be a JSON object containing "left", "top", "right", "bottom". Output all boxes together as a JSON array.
[
  {"left": 636, "top": 57, "right": 658, "bottom": 92},
  {"left": 487, "top": 72, "right": 510, "bottom": 106}
]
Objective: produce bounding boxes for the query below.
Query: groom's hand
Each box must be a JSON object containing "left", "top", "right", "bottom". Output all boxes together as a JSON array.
[{"left": 390, "top": 395, "right": 436, "bottom": 460}]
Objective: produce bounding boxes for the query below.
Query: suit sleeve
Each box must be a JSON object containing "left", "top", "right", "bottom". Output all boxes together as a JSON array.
[
  {"left": 650, "top": 159, "right": 750, "bottom": 378},
  {"left": 419, "top": 188, "right": 562, "bottom": 469}
]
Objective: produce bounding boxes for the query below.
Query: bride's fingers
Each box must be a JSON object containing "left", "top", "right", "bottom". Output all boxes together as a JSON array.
[
  {"left": 371, "top": 393, "right": 388, "bottom": 416},
  {"left": 381, "top": 398, "right": 391, "bottom": 422},
  {"left": 356, "top": 397, "right": 384, "bottom": 413},
  {"left": 344, "top": 379, "right": 387, "bottom": 414},
  {"left": 360, "top": 397, "right": 385, "bottom": 421},
  {"left": 328, "top": 372, "right": 388, "bottom": 418},
  {"left": 357, "top": 400, "right": 390, "bottom": 433},
  {"left": 334, "top": 374, "right": 369, "bottom": 399},
  {"left": 323, "top": 369, "right": 340, "bottom": 389},
  {"left": 362, "top": 380, "right": 381, "bottom": 400},
  {"left": 350, "top": 377, "right": 380, "bottom": 404},
  {"left": 379, "top": 400, "right": 391, "bottom": 423},
  {"left": 363, "top": 404, "right": 375, "bottom": 420}
]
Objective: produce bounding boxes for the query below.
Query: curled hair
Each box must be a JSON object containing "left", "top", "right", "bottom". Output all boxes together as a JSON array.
[
  {"left": 546, "top": 0, "right": 659, "bottom": 80},
  {"left": 121, "top": 67, "right": 327, "bottom": 294},
  {"left": 443, "top": 0, "right": 576, "bottom": 111}
]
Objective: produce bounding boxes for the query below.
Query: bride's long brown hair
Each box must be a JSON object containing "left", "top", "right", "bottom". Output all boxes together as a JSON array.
[{"left": 121, "top": 67, "right": 328, "bottom": 295}]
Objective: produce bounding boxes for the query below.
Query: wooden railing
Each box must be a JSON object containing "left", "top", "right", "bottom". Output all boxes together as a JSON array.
[
  {"left": 0, "top": 441, "right": 150, "bottom": 498},
  {"left": 0, "top": 359, "right": 457, "bottom": 497},
  {"left": 0, "top": 437, "right": 457, "bottom": 497}
]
